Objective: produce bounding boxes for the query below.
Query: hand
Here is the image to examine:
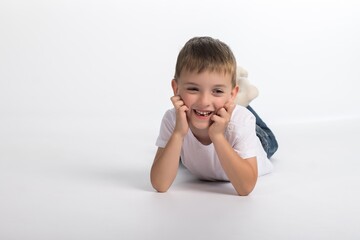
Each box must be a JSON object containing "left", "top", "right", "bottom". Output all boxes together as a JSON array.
[
  {"left": 209, "top": 101, "right": 235, "bottom": 140},
  {"left": 170, "top": 95, "right": 189, "bottom": 137}
]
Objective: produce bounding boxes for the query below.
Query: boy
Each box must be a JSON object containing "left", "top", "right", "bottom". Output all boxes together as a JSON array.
[{"left": 150, "top": 37, "right": 278, "bottom": 196}]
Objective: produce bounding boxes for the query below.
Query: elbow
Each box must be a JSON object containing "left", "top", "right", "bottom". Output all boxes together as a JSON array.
[
  {"left": 235, "top": 179, "right": 257, "bottom": 196},
  {"left": 152, "top": 184, "right": 169, "bottom": 193},
  {"left": 151, "top": 182, "right": 169, "bottom": 193},
  {"left": 154, "top": 188, "right": 168, "bottom": 193},
  {"left": 150, "top": 176, "right": 170, "bottom": 193},
  {"left": 236, "top": 188, "right": 253, "bottom": 196}
]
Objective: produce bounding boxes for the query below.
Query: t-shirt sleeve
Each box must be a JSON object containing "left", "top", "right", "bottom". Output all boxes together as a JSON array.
[
  {"left": 231, "top": 112, "right": 258, "bottom": 159},
  {"left": 155, "top": 109, "right": 175, "bottom": 148}
]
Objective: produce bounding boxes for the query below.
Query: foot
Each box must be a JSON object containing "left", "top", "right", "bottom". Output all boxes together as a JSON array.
[{"left": 235, "top": 66, "right": 259, "bottom": 107}]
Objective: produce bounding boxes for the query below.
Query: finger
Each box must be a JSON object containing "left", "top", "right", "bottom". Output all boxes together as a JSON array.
[
  {"left": 223, "top": 101, "right": 235, "bottom": 116},
  {"left": 170, "top": 95, "right": 181, "bottom": 104},
  {"left": 216, "top": 107, "right": 227, "bottom": 118},
  {"left": 215, "top": 107, "right": 233, "bottom": 123},
  {"left": 211, "top": 114, "right": 222, "bottom": 122},
  {"left": 171, "top": 96, "right": 185, "bottom": 109},
  {"left": 174, "top": 101, "right": 185, "bottom": 110},
  {"left": 179, "top": 105, "right": 189, "bottom": 113}
]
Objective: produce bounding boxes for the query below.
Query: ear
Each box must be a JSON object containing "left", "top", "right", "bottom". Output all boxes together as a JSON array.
[
  {"left": 230, "top": 85, "right": 239, "bottom": 101},
  {"left": 171, "top": 79, "right": 179, "bottom": 95}
]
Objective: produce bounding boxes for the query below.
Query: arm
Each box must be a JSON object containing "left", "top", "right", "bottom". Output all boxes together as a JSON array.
[
  {"left": 209, "top": 102, "right": 258, "bottom": 196},
  {"left": 150, "top": 95, "right": 189, "bottom": 192},
  {"left": 212, "top": 135, "right": 258, "bottom": 196},
  {"left": 150, "top": 134, "right": 183, "bottom": 192}
]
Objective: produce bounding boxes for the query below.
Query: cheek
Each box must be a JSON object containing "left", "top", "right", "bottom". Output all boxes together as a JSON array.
[
  {"left": 214, "top": 98, "right": 228, "bottom": 110},
  {"left": 178, "top": 93, "right": 192, "bottom": 107}
]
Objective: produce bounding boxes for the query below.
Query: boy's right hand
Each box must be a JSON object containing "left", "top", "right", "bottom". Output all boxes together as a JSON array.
[{"left": 171, "top": 95, "right": 189, "bottom": 137}]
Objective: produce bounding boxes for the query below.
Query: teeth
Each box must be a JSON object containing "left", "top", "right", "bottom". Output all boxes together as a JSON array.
[{"left": 195, "top": 110, "right": 212, "bottom": 116}]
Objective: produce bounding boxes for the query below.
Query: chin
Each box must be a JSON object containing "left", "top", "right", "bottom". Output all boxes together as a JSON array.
[
  {"left": 187, "top": 111, "right": 212, "bottom": 130},
  {"left": 190, "top": 121, "right": 211, "bottom": 130}
]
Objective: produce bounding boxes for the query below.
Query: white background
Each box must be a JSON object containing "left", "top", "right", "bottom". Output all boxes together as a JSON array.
[
  {"left": 1, "top": 0, "right": 360, "bottom": 124},
  {"left": 1, "top": 1, "right": 360, "bottom": 239}
]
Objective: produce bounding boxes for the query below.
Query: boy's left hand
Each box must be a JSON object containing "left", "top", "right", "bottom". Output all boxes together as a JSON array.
[{"left": 208, "top": 101, "right": 236, "bottom": 140}]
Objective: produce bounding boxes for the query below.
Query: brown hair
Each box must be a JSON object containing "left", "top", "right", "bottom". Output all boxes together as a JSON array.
[{"left": 174, "top": 36, "right": 237, "bottom": 87}]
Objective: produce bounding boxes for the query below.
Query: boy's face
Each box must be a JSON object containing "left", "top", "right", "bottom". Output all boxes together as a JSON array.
[{"left": 172, "top": 70, "right": 238, "bottom": 131}]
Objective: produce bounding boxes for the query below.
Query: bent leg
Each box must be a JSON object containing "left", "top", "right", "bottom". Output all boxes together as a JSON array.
[{"left": 247, "top": 105, "right": 278, "bottom": 158}]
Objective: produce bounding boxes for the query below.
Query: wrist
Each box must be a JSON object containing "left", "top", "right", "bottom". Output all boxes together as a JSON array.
[
  {"left": 172, "top": 131, "right": 186, "bottom": 141},
  {"left": 209, "top": 132, "right": 226, "bottom": 144}
]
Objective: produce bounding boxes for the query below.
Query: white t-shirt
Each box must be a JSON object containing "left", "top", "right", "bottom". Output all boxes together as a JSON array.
[{"left": 156, "top": 105, "right": 273, "bottom": 181}]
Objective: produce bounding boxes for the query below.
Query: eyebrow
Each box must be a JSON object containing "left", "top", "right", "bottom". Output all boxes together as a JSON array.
[
  {"left": 212, "top": 84, "right": 227, "bottom": 88},
  {"left": 183, "top": 82, "right": 199, "bottom": 86},
  {"left": 183, "top": 82, "right": 227, "bottom": 88}
]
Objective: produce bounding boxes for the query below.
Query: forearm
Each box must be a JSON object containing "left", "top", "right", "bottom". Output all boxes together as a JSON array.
[
  {"left": 212, "top": 135, "right": 258, "bottom": 196},
  {"left": 150, "top": 133, "right": 184, "bottom": 192}
]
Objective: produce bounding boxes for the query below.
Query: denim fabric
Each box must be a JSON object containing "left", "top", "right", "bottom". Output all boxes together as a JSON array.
[{"left": 246, "top": 106, "right": 278, "bottom": 158}]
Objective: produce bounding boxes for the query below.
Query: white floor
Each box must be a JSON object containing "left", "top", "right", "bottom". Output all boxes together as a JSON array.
[{"left": 1, "top": 116, "right": 360, "bottom": 240}]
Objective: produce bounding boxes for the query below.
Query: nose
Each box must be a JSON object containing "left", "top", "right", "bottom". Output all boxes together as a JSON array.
[{"left": 198, "top": 92, "right": 211, "bottom": 107}]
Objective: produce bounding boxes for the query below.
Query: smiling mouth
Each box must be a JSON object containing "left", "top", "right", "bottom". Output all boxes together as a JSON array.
[{"left": 194, "top": 109, "right": 213, "bottom": 117}]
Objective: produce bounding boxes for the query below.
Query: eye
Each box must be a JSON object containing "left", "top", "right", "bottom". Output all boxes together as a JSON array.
[
  {"left": 212, "top": 88, "right": 224, "bottom": 95},
  {"left": 187, "top": 87, "right": 199, "bottom": 92}
]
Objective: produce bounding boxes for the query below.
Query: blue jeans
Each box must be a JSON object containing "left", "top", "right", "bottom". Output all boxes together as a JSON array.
[{"left": 247, "top": 106, "right": 278, "bottom": 158}]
